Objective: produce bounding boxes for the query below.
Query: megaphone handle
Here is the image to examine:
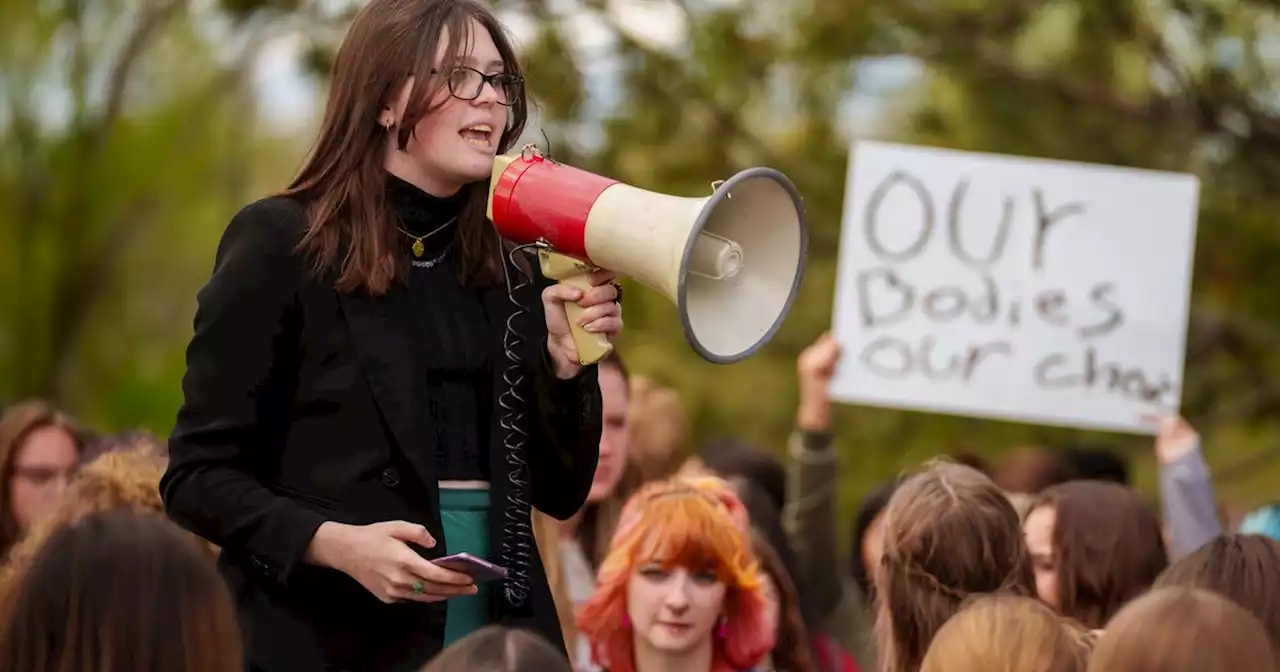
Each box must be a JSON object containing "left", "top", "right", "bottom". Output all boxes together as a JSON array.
[{"left": 558, "top": 273, "right": 614, "bottom": 367}]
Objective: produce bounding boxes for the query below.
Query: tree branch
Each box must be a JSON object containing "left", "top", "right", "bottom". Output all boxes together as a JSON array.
[
  {"left": 92, "top": 0, "right": 185, "bottom": 154},
  {"left": 47, "top": 43, "right": 267, "bottom": 398}
]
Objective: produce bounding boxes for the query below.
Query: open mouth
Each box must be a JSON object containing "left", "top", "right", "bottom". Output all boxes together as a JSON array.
[{"left": 460, "top": 124, "right": 493, "bottom": 148}]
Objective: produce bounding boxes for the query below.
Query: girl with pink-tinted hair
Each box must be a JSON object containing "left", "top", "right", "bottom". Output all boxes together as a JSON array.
[{"left": 577, "top": 476, "right": 775, "bottom": 672}]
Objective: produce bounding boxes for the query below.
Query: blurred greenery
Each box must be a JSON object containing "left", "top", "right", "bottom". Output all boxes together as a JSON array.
[{"left": 6, "top": 0, "right": 1280, "bottom": 546}]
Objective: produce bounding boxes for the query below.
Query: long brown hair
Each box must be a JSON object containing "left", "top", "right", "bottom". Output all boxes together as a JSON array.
[
  {"left": 1155, "top": 533, "right": 1280, "bottom": 652},
  {"left": 920, "top": 594, "right": 1093, "bottom": 672},
  {"left": 874, "top": 460, "right": 1036, "bottom": 672},
  {"left": 283, "top": 0, "right": 529, "bottom": 294},
  {"left": 1030, "top": 480, "right": 1167, "bottom": 629},
  {"left": 750, "top": 531, "right": 814, "bottom": 672},
  {"left": 0, "top": 400, "right": 81, "bottom": 559},
  {"left": 421, "top": 624, "right": 572, "bottom": 671},
  {"left": 1089, "top": 586, "right": 1279, "bottom": 672},
  {"left": 0, "top": 510, "right": 243, "bottom": 672}
]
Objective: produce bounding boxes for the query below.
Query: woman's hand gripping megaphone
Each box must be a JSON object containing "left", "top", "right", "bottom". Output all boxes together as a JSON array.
[{"left": 542, "top": 255, "right": 623, "bottom": 379}]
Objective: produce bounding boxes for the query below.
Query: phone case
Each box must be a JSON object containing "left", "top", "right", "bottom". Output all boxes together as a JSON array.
[{"left": 434, "top": 552, "right": 509, "bottom": 583}]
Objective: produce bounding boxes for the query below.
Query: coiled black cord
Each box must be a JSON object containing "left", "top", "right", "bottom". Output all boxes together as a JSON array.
[{"left": 497, "top": 241, "right": 542, "bottom": 608}]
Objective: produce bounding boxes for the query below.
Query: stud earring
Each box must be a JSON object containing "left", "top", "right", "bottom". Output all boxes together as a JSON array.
[
  {"left": 621, "top": 613, "right": 631, "bottom": 628},
  {"left": 716, "top": 615, "right": 727, "bottom": 638}
]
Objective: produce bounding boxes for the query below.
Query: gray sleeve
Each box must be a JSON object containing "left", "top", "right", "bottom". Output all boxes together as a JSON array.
[{"left": 1159, "top": 439, "right": 1223, "bottom": 559}]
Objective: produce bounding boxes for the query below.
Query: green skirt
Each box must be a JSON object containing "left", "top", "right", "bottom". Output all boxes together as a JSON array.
[{"left": 439, "top": 486, "right": 495, "bottom": 646}]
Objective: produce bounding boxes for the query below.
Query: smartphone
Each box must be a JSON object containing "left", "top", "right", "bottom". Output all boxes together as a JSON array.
[{"left": 433, "top": 552, "right": 509, "bottom": 583}]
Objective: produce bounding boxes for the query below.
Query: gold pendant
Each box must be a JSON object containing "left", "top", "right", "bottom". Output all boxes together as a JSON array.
[{"left": 412, "top": 239, "right": 425, "bottom": 258}]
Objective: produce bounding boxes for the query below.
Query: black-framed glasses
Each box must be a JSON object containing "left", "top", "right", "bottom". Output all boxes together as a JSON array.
[{"left": 431, "top": 66, "right": 523, "bottom": 106}]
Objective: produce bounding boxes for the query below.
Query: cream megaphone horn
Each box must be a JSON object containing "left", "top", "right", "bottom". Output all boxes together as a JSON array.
[{"left": 486, "top": 145, "right": 808, "bottom": 366}]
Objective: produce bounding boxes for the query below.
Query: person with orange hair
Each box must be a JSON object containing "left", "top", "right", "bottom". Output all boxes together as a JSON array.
[{"left": 577, "top": 476, "right": 775, "bottom": 672}]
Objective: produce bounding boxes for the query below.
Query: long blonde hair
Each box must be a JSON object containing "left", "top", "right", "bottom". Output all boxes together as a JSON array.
[
  {"left": 920, "top": 594, "right": 1092, "bottom": 672},
  {"left": 1089, "top": 586, "right": 1278, "bottom": 672},
  {"left": 620, "top": 375, "right": 692, "bottom": 490}
]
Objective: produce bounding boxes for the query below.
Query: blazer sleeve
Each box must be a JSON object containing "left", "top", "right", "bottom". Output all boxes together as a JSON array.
[
  {"left": 523, "top": 272, "right": 603, "bottom": 521},
  {"left": 159, "top": 198, "right": 328, "bottom": 586}
]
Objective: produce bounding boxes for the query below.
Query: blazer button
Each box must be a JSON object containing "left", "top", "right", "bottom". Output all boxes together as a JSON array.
[{"left": 381, "top": 468, "right": 400, "bottom": 488}]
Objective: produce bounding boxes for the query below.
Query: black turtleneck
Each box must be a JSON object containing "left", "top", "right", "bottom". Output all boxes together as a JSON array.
[{"left": 387, "top": 174, "right": 493, "bottom": 482}]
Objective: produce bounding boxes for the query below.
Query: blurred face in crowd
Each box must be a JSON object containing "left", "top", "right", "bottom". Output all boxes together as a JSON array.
[
  {"left": 627, "top": 564, "right": 726, "bottom": 655},
  {"left": 9, "top": 426, "right": 78, "bottom": 532},
  {"left": 862, "top": 509, "right": 887, "bottom": 576},
  {"left": 1024, "top": 504, "right": 1060, "bottom": 607},
  {"left": 589, "top": 362, "right": 630, "bottom": 503},
  {"left": 383, "top": 18, "right": 516, "bottom": 195}
]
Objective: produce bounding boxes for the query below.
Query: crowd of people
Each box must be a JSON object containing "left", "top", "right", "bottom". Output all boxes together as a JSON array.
[
  {"left": 0, "top": 330, "right": 1278, "bottom": 671},
  {"left": 3, "top": 0, "right": 1278, "bottom": 670}
]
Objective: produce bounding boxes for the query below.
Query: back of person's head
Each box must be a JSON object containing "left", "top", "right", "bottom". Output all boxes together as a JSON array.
[
  {"left": 1029, "top": 480, "right": 1167, "bottom": 629},
  {"left": 421, "top": 625, "right": 571, "bottom": 672},
  {"left": 79, "top": 427, "right": 166, "bottom": 465},
  {"left": 0, "top": 509, "right": 241, "bottom": 672},
  {"left": 920, "top": 594, "right": 1092, "bottom": 672},
  {"left": 622, "top": 375, "right": 692, "bottom": 489},
  {"left": 874, "top": 460, "right": 1035, "bottom": 672},
  {"left": 695, "top": 437, "right": 786, "bottom": 512},
  {"left": 1089, "top": 586, "right": 1278, "bottom": 672},
  {"left": 1155, "top": 533, "right": 1280, "bottom": 651}
]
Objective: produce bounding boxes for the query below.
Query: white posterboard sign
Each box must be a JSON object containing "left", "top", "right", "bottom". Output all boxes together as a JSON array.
[{"left": 830, "top": 141, "right": 1200, "bottom": 435}]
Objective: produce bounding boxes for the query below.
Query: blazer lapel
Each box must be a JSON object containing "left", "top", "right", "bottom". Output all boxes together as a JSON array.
[{"left": 338, "top": 285, "right": 437, "bottom": 489}]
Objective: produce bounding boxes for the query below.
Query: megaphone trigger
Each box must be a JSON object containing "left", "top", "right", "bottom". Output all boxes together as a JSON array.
[{"left": 538, "top": 249, "right": 614, "bottom": 366}]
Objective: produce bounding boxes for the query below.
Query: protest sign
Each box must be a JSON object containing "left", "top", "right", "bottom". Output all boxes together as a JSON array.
[{"left": 831, "top": 141, "right": 1200, "bottom": 434}]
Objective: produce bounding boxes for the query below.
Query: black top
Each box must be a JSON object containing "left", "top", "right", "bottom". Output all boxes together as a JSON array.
[
  {"left": 160, "top": 187, "right": 604, "bottom": 672},
  {"left": 388, "top": 175, "right": 492, "bottom": 481}
]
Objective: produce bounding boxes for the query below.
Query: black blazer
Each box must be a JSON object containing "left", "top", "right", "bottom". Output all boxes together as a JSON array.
[{"left": 160, "top": 197, "right": 602, "bottom": 672}]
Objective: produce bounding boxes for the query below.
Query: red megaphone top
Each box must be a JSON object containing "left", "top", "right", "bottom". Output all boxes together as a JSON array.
[{"left": 489, "top": 152, "right": 619, "bottom": 261}]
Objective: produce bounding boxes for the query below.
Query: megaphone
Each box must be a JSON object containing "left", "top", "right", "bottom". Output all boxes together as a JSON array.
[{"left": 486, "top": 146, "right": 807, "bottom": 366}]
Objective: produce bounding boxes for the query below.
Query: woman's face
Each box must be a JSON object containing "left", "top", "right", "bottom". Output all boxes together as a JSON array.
[
  {"left": 860, "top": 509, "right": 887, "bottom": 575},
  {"left": 627, "top": 563, "right": 726, "bottom": 655},
  {"left": 1024, "top": 504, "right": 1060, "bottom": 607},
  {"left": 384, "top": 18, "right": 513, "bottom": 196},
  {"left": 8, "top": 426, "right": 78, "bottom": 532},
  {"left": 588, "top": 363, "right": 630, "bottom": 503}
]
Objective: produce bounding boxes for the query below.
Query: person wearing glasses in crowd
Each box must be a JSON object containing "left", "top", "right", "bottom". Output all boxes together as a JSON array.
[{"left": 158, "top": 1, "right": 623, "bottom": 671}]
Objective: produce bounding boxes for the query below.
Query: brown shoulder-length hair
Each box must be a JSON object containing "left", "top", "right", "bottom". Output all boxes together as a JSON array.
[
  {"left": 0, "top": 400, "right": 82, "bottom": 558},
  {"left": 1155, "top": 533, "right": 1280, "bottom": 652},
  {"left": 920, "top": 593, "right": 1092, "bottom": 672},
  {"left": 874, "top": 460, "right": 1036, "bottom": 672},
  {"left": 1089, "top": 586, "right": 1279, "bottom": 672},
  {"left": 1030, "top": 480, "right": 1167, "bottom": 629},
  {"left": 750, "top": 530, "right": 814, "bottom": 672},
  {"left": 283, "top": 0, "right": 529, "bottom": 295},
  {"left": 0, "top": 509, "right": 242, "bottom": 672},
  {"left": 421, "top": 624, "right": 572, "bottom": 671}
]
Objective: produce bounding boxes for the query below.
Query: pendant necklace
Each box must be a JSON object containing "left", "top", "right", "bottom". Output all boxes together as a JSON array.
[{"left": 399, "top": 216, "right": 457, "bottom": 259}]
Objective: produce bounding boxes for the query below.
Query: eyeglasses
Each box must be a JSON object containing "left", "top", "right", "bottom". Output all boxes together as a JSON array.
[
  {"left": 431, "top": 66, "right": 523, "bottom": 106},
  {"left": 11, "top": 465, "right": 74, "bottom": 488}
]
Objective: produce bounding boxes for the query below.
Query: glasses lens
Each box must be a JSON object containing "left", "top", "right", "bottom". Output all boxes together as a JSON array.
[
  {"left": 497, "top": 75, "right": 522, "bottom": 105},
  {"left": 448, "top": 68, "right": 481, "bottom": 100}
]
